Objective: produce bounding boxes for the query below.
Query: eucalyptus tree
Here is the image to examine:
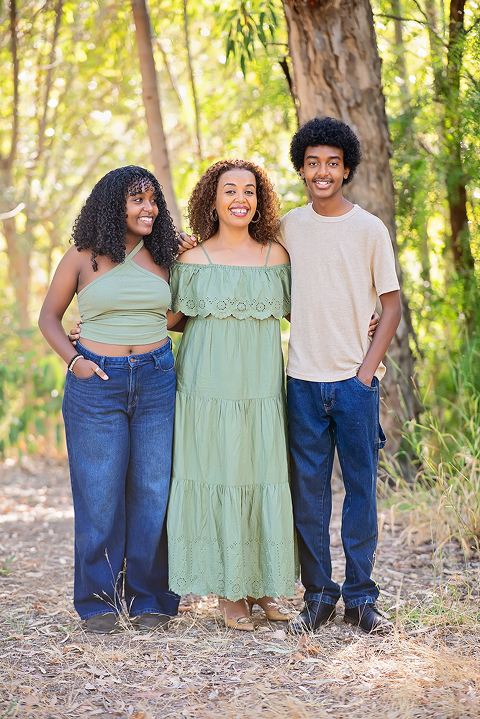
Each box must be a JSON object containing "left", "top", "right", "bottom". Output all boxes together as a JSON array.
[
  {"left": 0, "top": 0, "right": 150, "bottom": 325},
  {"left": 424, "top": 0, "right": 478, "bottom": 310},
  {"left": 220, "top": 0, "right": 419, "bottom": 443},
  {"left": 131, "top": 0, "right": 182, "bottom": 227}
]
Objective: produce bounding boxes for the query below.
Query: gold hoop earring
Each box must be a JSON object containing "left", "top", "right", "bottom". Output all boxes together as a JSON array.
[
  {"left": 250, "top": 210, "right": 261, "bottom": 224},
  {"left": 210, "top": 208, "right": 218, "bottom": 222}
]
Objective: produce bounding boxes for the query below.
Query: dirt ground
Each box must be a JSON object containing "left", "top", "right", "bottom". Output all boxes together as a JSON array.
[{"left": 1, "top": 457, "right": 479, "bottom": 719}]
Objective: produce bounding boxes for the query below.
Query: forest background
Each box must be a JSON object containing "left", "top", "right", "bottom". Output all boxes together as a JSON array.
[{"left": 1, "top": 0, "right": 480, "bottom": 552}]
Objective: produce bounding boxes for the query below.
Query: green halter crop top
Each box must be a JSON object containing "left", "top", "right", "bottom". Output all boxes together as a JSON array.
[{"left": 77, "top": 240, "right": 170, "bottom": 345}]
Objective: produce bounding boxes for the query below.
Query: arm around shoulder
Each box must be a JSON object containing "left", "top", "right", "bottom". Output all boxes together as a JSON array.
[{"left": 177, "top": 244, "right": 209, "bottom": 264}]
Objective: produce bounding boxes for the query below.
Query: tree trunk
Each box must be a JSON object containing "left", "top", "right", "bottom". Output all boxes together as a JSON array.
[
  {"left": 1, "top": 0, "right": 30, "bottom": 330},
  {"left": 424, "top": 0, "right": 445, "bottom": 100},
  {"left": 131, "top": 0, "right": 182, "bottom": 229},
  {"left": 425, "top": 0, "right": 474, "bottom": 313},
  {"left": 3, "top": 216, "right": 30, "bottom": 329},
  {"left": 390, "top": 0, "right": 409, "bottom": 97},
  {"left": 183, "top": 0, "right": 202, "bottom": 160},
  {"left": 444, "top": 0, "right": 474, "bottom": 283},
  {"left": 282, "top": 0, "right": 419, "bottom": 450}
]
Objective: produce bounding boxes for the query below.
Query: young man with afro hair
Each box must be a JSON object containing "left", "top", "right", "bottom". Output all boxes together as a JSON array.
[{"left": 282, "top": 117, "right": 401, "bottom": 635}]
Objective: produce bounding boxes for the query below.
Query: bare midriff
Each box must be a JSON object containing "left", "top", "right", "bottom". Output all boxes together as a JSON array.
[{"left": 80, "top": 336, "right": 169, "bottom": 357}]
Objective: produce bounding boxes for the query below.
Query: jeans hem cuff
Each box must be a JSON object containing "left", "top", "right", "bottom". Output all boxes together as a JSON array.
[
  {"left": 129, "top": 608, "right": 168, "bottom": 619},
  {"left": 79, "top": 609, "right": 120, "bottom": 621},
  {"left": 304, "top": 593, "right": 339, "bottom": 606},
  {"left": 343, "top": 598, "right": 378, "bottom": 610}
]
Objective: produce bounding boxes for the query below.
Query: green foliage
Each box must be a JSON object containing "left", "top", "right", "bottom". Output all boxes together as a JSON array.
[
  {"left": 218, "top": 0, "right": 279, "bottom": 76},
  {"left": 0, "top": 554, "right": 15, "bottom": 577},
  {"left": 399, "top": 583, "right": 480, "bottom": 628},
  {"left": 0, "top": 0, "right": 145, "bottom": 260},
  {"left": 382, "top": 335, "right": 480, "bottom": 554},
  {"left": 0, "top": 0, "right": 302, "bottom": 455},
  {"left": 372, "top": 0, "right": 480, "bottom": 414},
  {"left": 0, "top": 700, "right": 19, "bottom": 719},
  {"left": 0, "top": 312, "right": 65, "bottom": 455},
  {"left": 1, "top": 0, "right": 479, "bottom": 462},
  {"left": 149, "top": 0, "right": 299, "bottom": 213}
]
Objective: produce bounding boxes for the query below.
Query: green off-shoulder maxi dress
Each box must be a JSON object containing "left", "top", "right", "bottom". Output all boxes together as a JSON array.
[{"left": 167, "top": 249, "right": 296, "bottom": 601}]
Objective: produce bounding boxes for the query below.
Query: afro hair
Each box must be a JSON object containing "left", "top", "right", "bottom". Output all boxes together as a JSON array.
[{"left": 289, "top": 117, "right": 362, "bottom": 185}]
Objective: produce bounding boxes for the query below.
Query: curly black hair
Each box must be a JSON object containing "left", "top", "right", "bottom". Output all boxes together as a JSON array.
[
  {"left": 290, "top": 117, "right": 362, "bottom": 185},
  {"left": 71, "top": 166, "right": 178, "bottom": 270}
]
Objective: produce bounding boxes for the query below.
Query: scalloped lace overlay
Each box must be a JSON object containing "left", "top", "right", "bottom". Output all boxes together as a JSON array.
[{"left": 170, "top": 262, "right": 291, "bottom": 319}]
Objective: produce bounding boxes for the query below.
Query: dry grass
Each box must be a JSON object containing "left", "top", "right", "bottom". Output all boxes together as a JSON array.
[{"left": 1, "top": 458, "right": 480, "bottom": 719}]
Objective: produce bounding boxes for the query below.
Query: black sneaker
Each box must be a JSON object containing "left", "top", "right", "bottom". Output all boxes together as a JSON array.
[
  {"left": 133, "top": 612, "right": 171, "bottom": 631},
  {"left": 344, "top": 604, "right": 393, "bottom": 635},
  {"left": 84, "top": 613, "right": 122, "bottom": 634},
  {"left": 289, "top": 600, "right": 336, "bottom": 634}
]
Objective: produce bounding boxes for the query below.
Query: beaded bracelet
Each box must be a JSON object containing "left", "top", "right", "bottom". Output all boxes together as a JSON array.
[{"left": 68, "top": 353, "right": 83, "bottom": 372}]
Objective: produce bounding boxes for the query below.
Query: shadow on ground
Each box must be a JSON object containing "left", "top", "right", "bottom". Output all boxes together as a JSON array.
[{"left": 0, "top": 458, "right": 479, "bottom": 718}]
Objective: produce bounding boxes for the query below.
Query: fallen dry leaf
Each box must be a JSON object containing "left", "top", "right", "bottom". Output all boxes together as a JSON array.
[
  {"left": 298, "top": 636, "right": 322, "bottom": 655},
  {"left": 1, "top": 457, "right": 479, "bottom": 719}
]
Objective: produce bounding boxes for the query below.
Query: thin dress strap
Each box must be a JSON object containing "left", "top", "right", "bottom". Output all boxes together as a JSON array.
[
  {"left": 199, "top": 243, "right": 213, "bottom": 265},
  {"left": 264, "top": 242, "right": 273, "bottom": 267}
]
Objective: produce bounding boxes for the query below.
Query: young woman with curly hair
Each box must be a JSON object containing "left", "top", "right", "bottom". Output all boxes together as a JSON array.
[
  {"left": 165, "top": 159, "right": 297, "bottom": 630},
  {"left": 39, "top": 166, "right": 181, "bottom": 634}
]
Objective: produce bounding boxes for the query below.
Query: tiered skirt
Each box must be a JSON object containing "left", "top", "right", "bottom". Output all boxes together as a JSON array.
[{"left": 167, "top": 314, "right": 296, "bottom": 600}]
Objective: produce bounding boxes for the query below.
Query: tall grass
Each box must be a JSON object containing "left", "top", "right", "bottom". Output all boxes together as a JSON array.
[{"left": 381, "top": 336, "right": 480, "bottom": 556}]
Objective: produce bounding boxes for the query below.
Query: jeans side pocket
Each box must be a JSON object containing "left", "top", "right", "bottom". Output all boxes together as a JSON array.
[
  {"left": 377, "top": 424, "right": 387, "bottom": 450},
  {"left": 69, "top": 370, "right": 97, "bottom": 382},
  {"left": 353, "top": 375, "right": 377, "bottom": 391},
  {"left": 157, "top": 350, "right": 175, "bottom": 373}
]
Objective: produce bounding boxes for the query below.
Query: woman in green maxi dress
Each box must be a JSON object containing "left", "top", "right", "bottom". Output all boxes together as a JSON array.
[{"left": 167, "top": 160, "right": 296, "bottom": 629}]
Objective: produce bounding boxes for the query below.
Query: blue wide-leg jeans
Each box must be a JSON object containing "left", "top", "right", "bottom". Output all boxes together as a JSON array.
[
  {"left": 62, "top": 340, "right": 179, "bottom": 621},
  {"left": 287, "top": 376, "right": 386, "bottom": 609}
]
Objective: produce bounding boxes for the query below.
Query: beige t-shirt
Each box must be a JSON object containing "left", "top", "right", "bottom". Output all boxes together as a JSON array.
[{"left": 279, "top": 203, "right": 400, "bottom": 382}]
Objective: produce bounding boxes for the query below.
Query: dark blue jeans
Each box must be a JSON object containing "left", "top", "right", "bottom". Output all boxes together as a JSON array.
[
  {"left": 287, "top": 376, "right": 386, "bottom": 609},
  {"left": 62, "top": 340, "right": 179, "bottom": 620}
]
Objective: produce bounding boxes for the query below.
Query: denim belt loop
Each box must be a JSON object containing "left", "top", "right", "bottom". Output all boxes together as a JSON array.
[{"left": 97, "top": 355, "right": 106, "bottom": 371}]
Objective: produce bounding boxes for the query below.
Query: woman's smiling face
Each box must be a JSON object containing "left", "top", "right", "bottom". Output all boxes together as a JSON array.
[
  {"left": 214, "top": 169, "right": 257, "bottom": 229},
  {"left": 125, "top": 185, "right": 159, "bottom": 241}
]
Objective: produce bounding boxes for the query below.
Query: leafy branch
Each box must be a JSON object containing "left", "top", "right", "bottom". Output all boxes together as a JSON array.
[{"left": 218, "top": 0, "right": 279, "bottom": 76}]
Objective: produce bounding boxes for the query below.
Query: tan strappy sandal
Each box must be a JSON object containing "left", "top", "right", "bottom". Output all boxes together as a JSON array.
[
  {"left": 219, "top": 598, "right": 254, "bottom": 631},
  {"left": 247, "top": 596, "right": 296, "bottom": 621}
]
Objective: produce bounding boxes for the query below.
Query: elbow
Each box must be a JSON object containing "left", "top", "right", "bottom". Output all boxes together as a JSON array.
[
  {"left": 395, "top": 302, "right": 402, "bottom": 330},
  {"left": 38, "top": 307, "right": 53, "bottom": 338},
  {"left": 38, "top": 310, "right": 45, "bottom": 335}
]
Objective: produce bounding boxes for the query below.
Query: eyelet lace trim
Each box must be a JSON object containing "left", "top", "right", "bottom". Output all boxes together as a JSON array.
[
  {"left": 167, "top": 478, "right": 296, "bottom": 601},
  {"left": 170, "top": 262, "right": 291, "bottom": 319},
  {"left": 173, "top": 294, "right": 289, "bottom": 319}
]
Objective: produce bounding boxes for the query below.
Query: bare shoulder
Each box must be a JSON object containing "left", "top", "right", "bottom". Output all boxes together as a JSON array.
[
  {"left": 177, "top": 243, "right": 210, "bottom": 265},
  {"left": 267, "top": 241, "right": 290, "bottom": 266},
  {"left": 55, "top": 245, "right": 85, "bottom": 273}
]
